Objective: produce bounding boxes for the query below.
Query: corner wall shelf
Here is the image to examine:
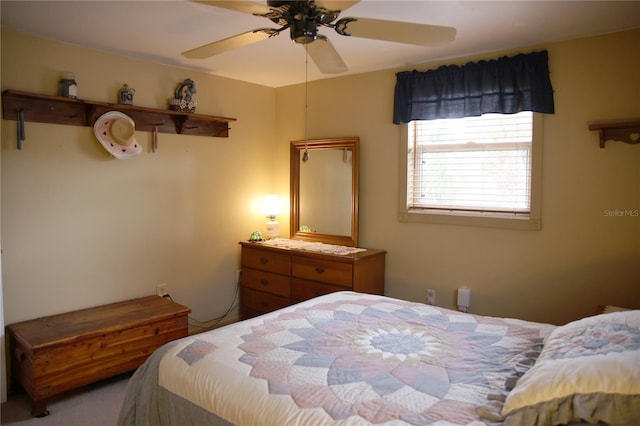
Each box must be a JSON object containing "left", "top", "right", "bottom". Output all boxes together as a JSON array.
[
  {"left": 2, "top": 90, "right": 236, "bottom": 138},
  {"left": 588, "top": 119, "right": 640, "bottom": 148}
]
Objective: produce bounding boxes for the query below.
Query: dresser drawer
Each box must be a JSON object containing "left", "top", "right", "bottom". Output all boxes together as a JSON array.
[
  {"left": 291, "top": 256, "right": 352, "bottom": 288},
  {"left": 291, "top": 278, "right": 345, "bottom": 302},
  {"left": 242, "top": 268, "right": 290, "bottom": 298},
  {"left": 242, "top": 246, "right": 290, "bottom": 275},
  {"left": 241, "top": 287, "right": 290, "bottom": 315}
]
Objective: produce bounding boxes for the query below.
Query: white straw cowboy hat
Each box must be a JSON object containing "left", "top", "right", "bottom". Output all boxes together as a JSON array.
[{"left": 93, "top": 111, "right": 142, "bottom": 159}]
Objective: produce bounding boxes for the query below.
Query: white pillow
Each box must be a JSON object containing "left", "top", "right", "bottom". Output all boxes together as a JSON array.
[{"left": 502, "top": 310, "right": 640, "bottom": 425}]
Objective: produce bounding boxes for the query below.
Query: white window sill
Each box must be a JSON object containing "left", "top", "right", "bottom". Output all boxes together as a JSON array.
[{"left": 398, "top": 209, "right": 541, "bottom": 231}]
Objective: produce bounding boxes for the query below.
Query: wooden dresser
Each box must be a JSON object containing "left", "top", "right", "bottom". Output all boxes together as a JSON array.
[
  {"left": 6, "top": 295, "right": 190, "bottom": 417},
  {"left": 239, "top": 241, "right": 386, "bottom": 319}
]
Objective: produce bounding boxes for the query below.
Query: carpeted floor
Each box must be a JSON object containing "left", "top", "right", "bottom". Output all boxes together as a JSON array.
[{"left": 1, "top": 372, "right": 132, "bottom": 426}]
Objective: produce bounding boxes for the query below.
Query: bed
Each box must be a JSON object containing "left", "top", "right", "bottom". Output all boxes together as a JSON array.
[{"left": 117, "top": 291, "right": 640, "bottom": 425}]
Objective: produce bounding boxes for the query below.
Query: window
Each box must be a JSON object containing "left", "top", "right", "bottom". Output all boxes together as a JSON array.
[{"left": 399, "top": 112, "right": 543, "bottom": 230}]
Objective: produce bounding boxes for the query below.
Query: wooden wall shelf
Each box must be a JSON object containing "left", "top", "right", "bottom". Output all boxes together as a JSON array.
[
  {"left": 2, "top": 90, "right": 236, "bottom": 138},
  {"left": 588, "top": 119, "right": 640, "bottom": 148}
]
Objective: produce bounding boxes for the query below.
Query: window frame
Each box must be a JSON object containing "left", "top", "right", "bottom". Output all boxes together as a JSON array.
[{"left": 398, "top": 113, "right": 544, "bottom": 230}]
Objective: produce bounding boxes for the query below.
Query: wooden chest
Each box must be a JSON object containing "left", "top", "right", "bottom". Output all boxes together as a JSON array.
[{"left": 6, "top": 295, "right": 190, "bottom": 417}]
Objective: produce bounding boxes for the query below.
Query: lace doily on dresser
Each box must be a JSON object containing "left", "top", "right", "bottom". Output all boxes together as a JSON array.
[{"left": 259, "top": 238, "right": 366, "bottom": 255}]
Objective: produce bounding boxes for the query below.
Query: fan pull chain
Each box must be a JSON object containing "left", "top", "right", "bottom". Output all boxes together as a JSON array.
[{"left": 302, "top": 44, "right": 310, "bottom": 162}]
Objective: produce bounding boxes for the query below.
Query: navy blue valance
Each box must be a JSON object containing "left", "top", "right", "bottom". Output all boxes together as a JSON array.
[{"left": 393, "top": 50, "right": 555, "bottom": 124}]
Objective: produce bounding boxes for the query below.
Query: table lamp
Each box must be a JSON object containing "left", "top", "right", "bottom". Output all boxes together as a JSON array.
[{"left": 263, "top": 194, "right": 281, "bottom": 239}]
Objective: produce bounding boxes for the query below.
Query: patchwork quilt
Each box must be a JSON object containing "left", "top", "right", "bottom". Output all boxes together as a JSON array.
[{"left": 118, "top": 292, "right": 554, "bottom": 426}]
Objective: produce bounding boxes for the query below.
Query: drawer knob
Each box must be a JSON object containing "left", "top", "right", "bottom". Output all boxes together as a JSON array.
[
  {"left": 261, "top": 301, "right": 269, "bottom": 308},
  {"left": 315, "top": 266, "right": 325, "bottom": 274},
  {"left": 260, "top": 279, "right": 269, "bottom": 286},
  {"left": 260, "top": 257, "right": 269, "bottom": 264}
]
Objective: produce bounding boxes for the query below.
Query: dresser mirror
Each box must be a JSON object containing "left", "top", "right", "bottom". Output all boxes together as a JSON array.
[{"left": 290, "top": 137, "right": 359, "bottom": 247}]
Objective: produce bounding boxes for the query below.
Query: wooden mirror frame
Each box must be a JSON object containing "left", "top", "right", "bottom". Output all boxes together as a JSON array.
[{"left": 290, "top": 137, "right": 359, "bottom": 247}]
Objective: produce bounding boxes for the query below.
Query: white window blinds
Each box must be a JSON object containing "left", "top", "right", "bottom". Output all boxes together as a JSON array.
[{"left": 407, "top": 112, "right": 533, "bottom": 214}]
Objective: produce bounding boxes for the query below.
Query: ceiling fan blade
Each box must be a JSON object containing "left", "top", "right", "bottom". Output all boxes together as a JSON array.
[
  {"left": 335, "top": 17, "right": 456, "bottom": 46},
  {"left": 306, "top": 37, "right": 348, "bottom": 74},
  {"left": 190, "top": 1, "right": 272, "bottom": 16},
  {"left": 182, "top": 29, "right": 279, "bottom": 59},
  {"left": 315, "top": 1, "right": 360, "bottom": 13}
]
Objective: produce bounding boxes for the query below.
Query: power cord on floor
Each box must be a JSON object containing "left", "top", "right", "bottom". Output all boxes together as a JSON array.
[
  {"left": 188, "top": 283, "right": 239, "bottom": 332},
  {"left": 161, "top": 276, "right": 241, "bottom": 332}
]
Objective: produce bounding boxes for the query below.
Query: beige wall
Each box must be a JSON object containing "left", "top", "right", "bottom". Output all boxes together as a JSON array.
[
  {"left": 1, "top": 30, "right": 276, "bottom": 326},
  {"left": 1, "top": 29, "right": 639, "bottom": 336},
  {"left": 275, "top": 29, "right": 640, "bottom": 325}
]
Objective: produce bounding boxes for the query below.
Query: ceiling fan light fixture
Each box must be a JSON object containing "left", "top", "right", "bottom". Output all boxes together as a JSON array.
[
  {"left": 291, "top": 19, "right": 318, "bottom": 44},
  {"left": 334, "top": 17, "right": 357, "bottom": 36}
]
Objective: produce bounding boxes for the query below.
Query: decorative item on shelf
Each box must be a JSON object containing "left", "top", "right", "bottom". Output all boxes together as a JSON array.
[
  {"left": 263, "top": 194, "right": 281, "bottom": 239},
  {"left": 118, "top": 84, "right": 135, "bottom": 105},
  {"left": 59, "top": 72, "right": 77, "bottom": 99},
  {"left": 93, "top": 111, "right": 142, "bottom": 159},
  {"left": 169, "top": 78, "right": 197, "bottom": 112},
  {"left": 249, "top": 231, "right": 264, "bottom": 242}
]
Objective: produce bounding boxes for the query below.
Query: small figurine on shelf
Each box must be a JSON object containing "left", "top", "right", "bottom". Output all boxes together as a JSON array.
[
  {"left": 118, "top": 84, "right": 135, "bottom": 105},
  {"left": 169, "top": 78, "right": 197, "bottom": 112},
  {"left": 59, "top": 72, "right": 78, "bottom": 99}
]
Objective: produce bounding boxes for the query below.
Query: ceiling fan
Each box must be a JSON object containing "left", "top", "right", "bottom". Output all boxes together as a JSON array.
[{"left": 183, "top": 0, "right": 456, "bottom": 74}]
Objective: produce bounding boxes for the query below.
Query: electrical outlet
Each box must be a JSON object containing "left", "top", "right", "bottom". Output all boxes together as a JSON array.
[
  {"left": 156, "top": 283, "right": 168, "bottom": 296},
  {"left": 426, "top": 289, "right": 436, "bottom": 305}
]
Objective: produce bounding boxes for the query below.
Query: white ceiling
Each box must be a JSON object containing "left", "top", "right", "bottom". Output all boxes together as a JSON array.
[{"left": 2, "top": 1, "right": 639, "bottom": 88}]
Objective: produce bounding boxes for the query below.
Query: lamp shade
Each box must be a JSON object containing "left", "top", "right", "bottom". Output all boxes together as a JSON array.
[{"left": 263, "top": 194, "right": 281, "bottom": 217}]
